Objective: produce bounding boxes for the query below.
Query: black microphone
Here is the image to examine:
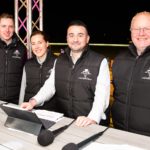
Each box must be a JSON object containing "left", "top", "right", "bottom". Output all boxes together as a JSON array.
[
  {"left": 37, "top": 120, "right": 74, "bottom": 146},
  {"left": 62, "top": 127, "right": 109, "bottom": 150}
]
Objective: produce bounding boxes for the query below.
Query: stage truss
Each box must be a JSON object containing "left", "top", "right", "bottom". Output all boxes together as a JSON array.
[{"left": 14, "top": 0, "right": 43, "bottom": 57}]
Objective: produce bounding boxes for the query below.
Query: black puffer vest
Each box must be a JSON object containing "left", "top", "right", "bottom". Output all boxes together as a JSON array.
[
  {"left": 24, "top": 50, "right": 57, "bottom": 110},
  {"left": 112, "top": 43, "right": 150, "bottom": 136},
  {"left": 0, "top": 34, "right": 27, "bottom": 104},
  {"left": 55, "top": 46, "right": 104, "bottom": 118}
]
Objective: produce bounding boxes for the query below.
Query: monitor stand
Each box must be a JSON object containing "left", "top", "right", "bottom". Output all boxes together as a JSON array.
[{"left": 5, "top": 116, "right": 42, "bottom": 135}]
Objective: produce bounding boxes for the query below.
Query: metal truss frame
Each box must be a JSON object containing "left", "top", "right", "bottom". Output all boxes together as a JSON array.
[{"left": 14, "top": 0, "right": 43, "bottom": 58}]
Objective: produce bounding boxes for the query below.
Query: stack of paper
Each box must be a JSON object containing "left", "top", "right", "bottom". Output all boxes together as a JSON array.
[{"left": 33, "top": 110, "right": 64, "bottom": 122}]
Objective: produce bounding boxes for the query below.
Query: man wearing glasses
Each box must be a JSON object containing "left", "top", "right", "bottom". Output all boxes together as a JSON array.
[{"left": 112, "top": 11, "right": 150, "bottom": 136}]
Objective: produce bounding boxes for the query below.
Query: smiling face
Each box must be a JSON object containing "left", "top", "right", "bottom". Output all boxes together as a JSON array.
[
  {"left": 0, "top": 18, "right": 14, "bottom": 44},
  {"left": 66, "top": 25, "right": 90, "bottom": 53},
  {"left": 31, "top": 34, "right": 49, "bottom": 59},
  {"left": 130, "top": 12, "right": 150, "bottom": 55}
]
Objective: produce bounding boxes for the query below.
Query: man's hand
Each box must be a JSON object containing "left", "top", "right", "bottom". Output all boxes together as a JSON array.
[
  {"left": 20, "top": 99, "right": 37, "bottom": 110},
  {"left": 75, "top": 116, "right": 97, "bottom": 127}
]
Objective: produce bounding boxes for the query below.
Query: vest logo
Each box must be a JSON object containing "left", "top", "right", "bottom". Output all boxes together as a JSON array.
[
  {"left": 142, "top": 68, "right": 150, "bottom": 80},
  {"left": 78, "top": 69, "right": 92, "bottom": 80},
  {"left": 12, "top": 50, "right": 21, "bottom": 59}
]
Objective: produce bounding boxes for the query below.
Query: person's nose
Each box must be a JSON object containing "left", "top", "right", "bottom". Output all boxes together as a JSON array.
[
  {"left": 6, "top": 27, "right": 9, "bottom": 32},
  {"left": 34, "top": 43, "right": 40, "bottom": 49},
  {"left": 139, "top": 28, "right": 145, "bottom": 35},
  {"left": 73, "top": 36, "right": 79, "bottom": 41}
]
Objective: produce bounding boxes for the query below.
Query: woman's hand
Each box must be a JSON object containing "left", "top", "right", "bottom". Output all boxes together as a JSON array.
[{"left": 20, "top": 99, "right": 37, "bottom": 110}]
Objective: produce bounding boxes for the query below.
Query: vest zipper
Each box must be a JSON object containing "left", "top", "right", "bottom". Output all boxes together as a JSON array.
[
  {"left": 125, "top": 56, "right": 139, "bottom": 130},
  {"left": 40, "top": 65, "right": 42, "bottom": 86},
  {"left": 5, "top": 49, "right": 8, "bottom": 98}
]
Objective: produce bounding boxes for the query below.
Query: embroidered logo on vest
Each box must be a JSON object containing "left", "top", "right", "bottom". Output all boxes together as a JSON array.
[
  {"left": 142, "top": 68, "right": 150, "bottom": 80},
  {"left": 12, "top": 50, "right": 21, "bottom": 59},
  {"left": 78, "top": 69, "right": 92, "bottom": 80}
]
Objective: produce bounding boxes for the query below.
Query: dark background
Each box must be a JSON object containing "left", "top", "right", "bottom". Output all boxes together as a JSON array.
[{"left": 0, "top": 0, "right": 150, "bottom": 44}]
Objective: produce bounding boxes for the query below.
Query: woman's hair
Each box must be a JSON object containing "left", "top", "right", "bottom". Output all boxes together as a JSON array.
[{"left": 30, "top": 30, "right": 49, "bottom": 42}]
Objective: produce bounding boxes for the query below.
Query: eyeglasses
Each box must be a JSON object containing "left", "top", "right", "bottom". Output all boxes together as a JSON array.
[{"left": 130, "top": 27, "right": 150, "bottom": 34}]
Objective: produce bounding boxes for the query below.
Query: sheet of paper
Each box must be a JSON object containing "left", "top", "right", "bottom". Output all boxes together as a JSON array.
[
  {"left": 33, "top": 109, "right": 64, "bottom": 122},
  {"left": 81, "top": 142, "right": 146, "bottom": 150}
]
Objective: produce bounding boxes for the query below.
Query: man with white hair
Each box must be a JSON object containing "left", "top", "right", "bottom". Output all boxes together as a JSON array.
[{"left": 112, "top": 11, "right": 150, "bottom": 136}]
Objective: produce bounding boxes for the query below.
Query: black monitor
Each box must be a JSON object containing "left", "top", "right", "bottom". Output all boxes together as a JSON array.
[{"left": 0, "top": 104, "right": 55, "bottom": 135}]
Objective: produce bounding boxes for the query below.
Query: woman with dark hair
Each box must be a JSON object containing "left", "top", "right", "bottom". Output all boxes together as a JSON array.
[{"left": 19, "top": 30, "right": 57, "bottom": 110}]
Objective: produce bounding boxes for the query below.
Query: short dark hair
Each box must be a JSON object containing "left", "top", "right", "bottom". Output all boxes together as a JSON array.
[
  {"left": 0, "top": 13, "right": 14, "bottom": 19},
  {"left": 67, "top": 20, "right": 89, "bottom": 34},
  {"left": 30, "top": 30, "right": 49, "bottom": 42},
  {"left": 0, "top": 13, "right": 14, "bottom": 22}
]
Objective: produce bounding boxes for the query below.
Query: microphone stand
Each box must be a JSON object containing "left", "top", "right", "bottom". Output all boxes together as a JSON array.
[{"left": 77, "top": 127, "right": 109, "bottom": 148}]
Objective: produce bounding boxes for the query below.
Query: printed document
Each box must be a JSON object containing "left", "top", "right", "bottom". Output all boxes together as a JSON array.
[
  {"left": 82, "top": 142, "right": 146, "bottom": 150},
  {"left": 33, "top": 109, "right": 64, "bottom": 122}
]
